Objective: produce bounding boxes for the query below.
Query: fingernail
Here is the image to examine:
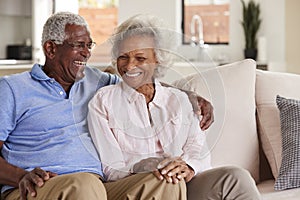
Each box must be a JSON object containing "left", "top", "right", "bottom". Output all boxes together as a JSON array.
[
  {"left": 177, "top": 175, "right": 182, "bottom": 179},
  {"left": 167, "top": 172, "right": 173, "bottom": 176},
  {"left": 161, "top": 170, "right": 166, "bottom": 174}
]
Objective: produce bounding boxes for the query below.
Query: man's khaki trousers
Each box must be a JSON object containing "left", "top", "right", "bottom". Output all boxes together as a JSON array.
[
  {"left": 2, "top": 172, "right": 186, "bottom": 200},
  {"left": 3, "top": 166, "right": 261, "bottom": 200}
]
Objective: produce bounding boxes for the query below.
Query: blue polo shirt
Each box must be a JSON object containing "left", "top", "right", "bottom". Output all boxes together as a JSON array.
[{"left": 0, "top": 64, "right": 119, "bottom": 192}]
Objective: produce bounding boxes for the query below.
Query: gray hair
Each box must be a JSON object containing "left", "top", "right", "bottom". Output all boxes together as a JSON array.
[
  {"left": 42, "top": 12, "right": 90, "bottom": 46},
  {"left": 110, "top": 14, "right": 176, "bottom": 78}
]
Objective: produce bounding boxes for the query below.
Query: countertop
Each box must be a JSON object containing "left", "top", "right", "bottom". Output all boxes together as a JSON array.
[{"left": 0, "top": 59, "right": 33, "bottom": 69}]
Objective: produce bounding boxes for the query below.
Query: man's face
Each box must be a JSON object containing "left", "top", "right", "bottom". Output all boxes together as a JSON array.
[{"left": 54, "top": 24, "right": 93, "bottom": 82}]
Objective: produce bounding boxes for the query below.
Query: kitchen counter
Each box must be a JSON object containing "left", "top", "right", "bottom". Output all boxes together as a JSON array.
[
  {"left": 0, "top": 64, "right": 33, "bottom": 70},
  {"left": 0, "top": 59, "right": 33, "bottom": 70},
  {"left": 0, "top": 60, "right": 33, "bottom": 76},
  {"left": 0, "top": 59, "right": 33, "bottom": 65}
]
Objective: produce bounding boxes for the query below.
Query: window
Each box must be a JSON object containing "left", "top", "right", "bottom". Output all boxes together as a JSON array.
[
  {"left": 182, "top": 0, "right": 230, "bottom": 45},
  {"left": 78, "top": 0, "right": 118, "bottom": 64}
]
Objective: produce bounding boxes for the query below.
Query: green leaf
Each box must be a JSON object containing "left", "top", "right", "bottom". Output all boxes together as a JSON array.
[{"left": 240, "top": 0, "right": 262, "bottom": 49}]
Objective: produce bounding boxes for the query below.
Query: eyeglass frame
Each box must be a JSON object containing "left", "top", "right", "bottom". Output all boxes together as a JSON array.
[
  {"left": 65, "top": 41, "right": 96, "bottom": 51},
  {"left": 51, "top": 40, "right": 96, "bottom": 51}
]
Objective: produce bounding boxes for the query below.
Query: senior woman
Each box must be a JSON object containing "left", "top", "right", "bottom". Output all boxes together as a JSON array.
[{"left": 87, "top": 14, "right": 261, "bottom": 200}]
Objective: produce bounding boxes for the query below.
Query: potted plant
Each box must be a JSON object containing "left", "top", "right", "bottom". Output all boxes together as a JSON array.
[{"left": 241, "top": 0, "right": 261, "bottom": 60}]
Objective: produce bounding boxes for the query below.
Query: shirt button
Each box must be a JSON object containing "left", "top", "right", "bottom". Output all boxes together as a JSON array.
[{"left": 59, "top": 91, "right": 63, "bottom": 95}]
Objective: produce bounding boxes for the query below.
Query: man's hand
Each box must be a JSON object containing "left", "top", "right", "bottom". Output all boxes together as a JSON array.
[
  {"left": 19, "top": 167, "right": 57, "bottom": 200},
  {"left": 187, "top": 92, "right": 214, "bottom": 130},
  {"left": 132, "top": 157, "right": 164, "bottom": 173},
  {"left": 153, "top": 157, "right": 195, "bottom": 183},
  {"left": 159, "top": 82, "right": 214, "bottom": 130}
]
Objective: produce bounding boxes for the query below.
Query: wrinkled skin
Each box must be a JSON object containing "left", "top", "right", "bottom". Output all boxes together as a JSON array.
[{"left": 153, "top": 157, "right": 195, "bottom": 184}]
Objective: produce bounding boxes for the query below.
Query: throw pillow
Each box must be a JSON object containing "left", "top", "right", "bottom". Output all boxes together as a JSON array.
[
  {"left": 173, "top": 59, "right": 260, "bottom": 183},
  {"left": 274, "top": 95, "right": 300, "bottom": 190}
]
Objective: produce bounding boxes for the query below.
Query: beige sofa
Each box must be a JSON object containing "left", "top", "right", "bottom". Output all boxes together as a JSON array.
[{"left": 173, "top": 59, "right": 300, "bottom": 199}]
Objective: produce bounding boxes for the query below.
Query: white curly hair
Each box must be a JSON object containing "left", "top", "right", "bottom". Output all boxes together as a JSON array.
[
  {"left": 110, "top": 14, "right": 176, "bottom": 78},
  {"left": 41, "top": 12, "right": 90, "bottom": 46}
]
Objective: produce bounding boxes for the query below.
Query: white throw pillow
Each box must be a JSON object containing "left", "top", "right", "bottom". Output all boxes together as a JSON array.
[{"left": 173, "top": 59, "right": 259, "bottom": 182}]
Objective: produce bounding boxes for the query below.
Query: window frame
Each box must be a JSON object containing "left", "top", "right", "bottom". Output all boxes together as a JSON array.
[{"left": 181, "top": 0, "right": 229, "bottom": 45}]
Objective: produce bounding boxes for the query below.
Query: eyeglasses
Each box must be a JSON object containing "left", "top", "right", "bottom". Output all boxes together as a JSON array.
[{"left": 65, "top": 41, "right": 96, "bottom": 51}]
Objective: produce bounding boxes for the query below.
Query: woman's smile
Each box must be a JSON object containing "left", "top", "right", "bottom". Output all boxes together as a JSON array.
[{"left": 125, "top": 71, "right": 142, "bottom": 77}]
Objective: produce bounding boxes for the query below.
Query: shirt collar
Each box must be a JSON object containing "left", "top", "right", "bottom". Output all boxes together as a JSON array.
[
  {"left": 30, "top": 64, "right": 51, "bottom": 81},
  {"left": 30, "top": 63, "right": 85, "bottom": 84},
  {"left": 120, "top": 81, "right": 140, "bottom": 103},
  {"left": 121, "top": 79, "right": 168, "bottom": 106},
  {"left": 151, "top": 80, "right": 168, "bottom": 107}
]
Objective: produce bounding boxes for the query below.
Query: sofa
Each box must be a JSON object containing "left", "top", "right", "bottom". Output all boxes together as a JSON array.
[
  {"left": 172, "top": 59, "right": 300, "bottom": 199},
  {"left": 2, "top": 59, "right": 300, "bottom": 199}
]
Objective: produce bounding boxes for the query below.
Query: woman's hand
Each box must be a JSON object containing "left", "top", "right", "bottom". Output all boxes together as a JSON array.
[
  {"left": 19, "top": 167, "right": 57, "bottom": 200},
  {"left": 153, "top": 157, "right": 195, "bottom": 183}
]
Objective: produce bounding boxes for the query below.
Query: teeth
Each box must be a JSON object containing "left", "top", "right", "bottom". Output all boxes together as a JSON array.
[
  {"left": 125, "top": 72, "right": 141, "bottom": 77},
  {"left": 74, "top": 61, "right": 86, "bottom": 66}
]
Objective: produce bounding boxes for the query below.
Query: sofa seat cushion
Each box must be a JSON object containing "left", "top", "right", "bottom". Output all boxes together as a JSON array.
[
  {"left": 173, "top": 59, "right": 259, "bottom": 182},
  {"left": 258, "top": 179, "right": 300, "bottom": 200},
  {"left": 256, "top": 70, "right": 300, "bottom": 179}
]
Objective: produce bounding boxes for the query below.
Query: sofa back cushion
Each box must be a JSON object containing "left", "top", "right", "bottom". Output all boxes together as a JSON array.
[
  {"left": 173, "top": 59, "right": 259, "bottom": 182},
  {"left": 256, "top": 70, "right": 300, "bottom": 179}
]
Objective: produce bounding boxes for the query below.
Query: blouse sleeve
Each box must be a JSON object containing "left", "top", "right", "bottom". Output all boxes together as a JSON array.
[
  {"left": 87, "top": 89, "right": 132, "bottom": 181},
  {"left": 181, "top": 112, "right": 212, "bottom": 175},
  {"left": 174, "top": 90, "right": 211, "bottom": 175}
]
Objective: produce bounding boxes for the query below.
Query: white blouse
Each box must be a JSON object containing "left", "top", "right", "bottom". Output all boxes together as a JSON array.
[{"left": 87, "top": 80, "right": 211, "bottom": 181}]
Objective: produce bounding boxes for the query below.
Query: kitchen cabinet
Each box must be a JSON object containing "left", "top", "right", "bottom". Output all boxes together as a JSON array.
[
  {"left": 0, "top": 0, "right": 32, "bottom": 59},
  {"left": 0, "top": 0, "right": 31, "bottom": 16}
]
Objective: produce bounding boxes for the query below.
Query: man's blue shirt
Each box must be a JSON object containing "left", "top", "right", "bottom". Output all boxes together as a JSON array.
[{"left": 0, "top": 64, "right": 119, "bottom": 192}]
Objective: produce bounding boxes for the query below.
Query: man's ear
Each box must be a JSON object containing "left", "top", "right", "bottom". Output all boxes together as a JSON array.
[{"left": 43, "top": 41, "right": 57, "bottom": 59}]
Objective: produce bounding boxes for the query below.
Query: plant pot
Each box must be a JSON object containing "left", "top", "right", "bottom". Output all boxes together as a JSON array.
[{"left": 244, "top": 48, "right": 257, "bottom": 60}]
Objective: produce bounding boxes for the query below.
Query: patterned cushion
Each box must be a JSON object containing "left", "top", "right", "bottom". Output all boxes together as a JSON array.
[{"left": 274, "top": 95, "right": 300, "bottom": 190}]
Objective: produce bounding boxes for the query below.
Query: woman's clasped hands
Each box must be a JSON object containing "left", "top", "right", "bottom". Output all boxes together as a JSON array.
[{"left": 132, "top": 156, "right": 195, "bottom": 184}]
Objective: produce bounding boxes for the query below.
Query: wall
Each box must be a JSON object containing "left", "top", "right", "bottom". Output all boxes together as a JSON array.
[
  {"left": 286, "top": 0, "right": 300, "bottom": 74},
  {"left": 259, "top": 0, "right": 285, "bottom": 72},
  {"left": 118, "top": 0, "right": 286, "bottom": 72}
]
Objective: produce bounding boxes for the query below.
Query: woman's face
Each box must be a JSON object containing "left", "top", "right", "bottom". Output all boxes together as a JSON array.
[{"left": 116, "top": 35, "right": 158, "bottom": 89}]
